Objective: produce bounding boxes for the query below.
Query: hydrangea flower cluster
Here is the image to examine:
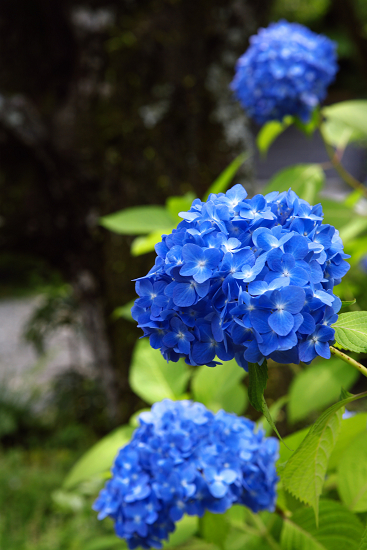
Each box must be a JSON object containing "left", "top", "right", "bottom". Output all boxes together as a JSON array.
[
  {"left": 230, "top": 20, "right": 338, "bottom": 124},
  {"left": 132, "top": 184, "right": 350, "bottom": 370},
  {"left": 94, "top": 399, "right": 278, "bottom": 549}
]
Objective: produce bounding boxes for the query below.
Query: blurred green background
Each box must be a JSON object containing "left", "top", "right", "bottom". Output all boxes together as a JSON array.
[{"left": 1, "top": 0, "right": 367, "bottom": 548}]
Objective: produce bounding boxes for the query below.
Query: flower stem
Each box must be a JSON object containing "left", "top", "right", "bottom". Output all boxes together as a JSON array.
[
  {"left": 330, "top": 346, "right": 367, "bottom": 378},
  {"left": 319, "top": 125, "right": 367, "bottom": 199},
  {"left": 249, "top": 512, "right": 282, "bottom": 550}
]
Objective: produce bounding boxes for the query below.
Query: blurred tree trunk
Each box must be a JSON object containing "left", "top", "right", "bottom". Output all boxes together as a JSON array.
[
  {"left": 0, "top": 0, "right": 272, "bottom": 424},
  {"left": 330, "top": 0, "right": 367, "bottom": 88}
]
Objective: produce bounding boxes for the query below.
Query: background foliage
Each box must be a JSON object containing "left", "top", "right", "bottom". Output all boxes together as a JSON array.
[{"left": 2, "top": 0, "right": 367, "bottom": 549}]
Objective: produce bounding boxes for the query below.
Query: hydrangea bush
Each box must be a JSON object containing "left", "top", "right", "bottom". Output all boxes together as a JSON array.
[
  {"left": 62, "top": 16, "right": 367, "bottom": 550},
  {"left": 231, "top": 20, "right": 338, "bottom": 124},
  {"left": 93, "top": 399, "right": 278, "bottom": 549},
  {"left": 132, "top": 185, "right": 350, "bottom": 370}
]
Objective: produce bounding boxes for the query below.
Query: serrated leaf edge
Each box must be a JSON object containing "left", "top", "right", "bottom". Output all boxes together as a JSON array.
[{"left": 281, "top": 390, "right": 367, "bottom": 523}]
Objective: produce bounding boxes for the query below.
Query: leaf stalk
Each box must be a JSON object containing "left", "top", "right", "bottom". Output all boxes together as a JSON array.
[
  {"left": 330, "top": 346, "right": 367, "bottom": 378},
  {"left": 319, "top": 124, "right": 367, "bottom": 199}
]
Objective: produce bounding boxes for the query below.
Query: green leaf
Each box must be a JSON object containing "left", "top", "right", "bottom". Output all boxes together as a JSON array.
[
  {"left": 278, "top": 427, "right": 309, "bottom": 465},
  {"left": 191, "top": 359, "right": 247, "bottom": 414},
  {"left": 248, "top": 361, "right": 268, "bottom": 412},
  {"left": 328, "top": 413, "right": 367, "bottom": 471},
  {"left": 338, "top": 432, "right": 367, "bottom": 512},
  {"left": 63, "top": 425, "right": 133, "bottom": 489},
  {"left": 321, "top": 117, "right": 364, "bottom": 149},
  {"left": 166, "top": 193, "right": 195, "bottom": 221},
  {"left": 293, "top": 108, "right": 320, "bottom": 136},
  {"left": 281, "top": 390, "right": 367, "bottom": 521},
  {"left": 262, "top": 164, "right": 324, "bottom": 204},
  {"left": 129, "top": 193, "right": 196, "bottom": 255},
  {"left": 288, "top": 358, "right": 359, "bottom": 424},
  {"left": 344, "top": 235, "right": 367, "bottom": 265},
  {"left": 276, "top": 482, "right": 305, "bottom": 515},
  {"left": 345, "top": 189, "right": 364, "bottom": 208},
  {"left": 131, "top": 229, "right": 172, "bottom": 256},
  {"left": 99, "top": 206, "right": 175, "bottom": 235},
  {"left": 164, "top": 515, "right": 198, "bottom": 548},
  {"left": 358, "top": 525, "right": 367, "bottom": 550},
  {"left": 262, "top": 396, "right": 284, "bottom": 443},
  {"left": 248, "top": 362, "right": 284, "bottom": 442},
  {"left": 281, "top": 499, "right": 363, "bottom": 550},
  {"left": 176, "top": 538, "right": 219, "bottom": 550},
  {"left": 256, "top": 117, "right": 293, "bottom": 156},
  {"left": 322, "top": 100, "right": 367, "bottom": 139},
  {"left": 200, "top": 511, "right": 229, "bottom": 550},
  {"left": 112, "top": 300, "right": 135, "bottom": 321},
  {"left": 52, "top": 489, "right": 84, "bottom": 512},
  {"left": 83, "top": 536, "right": 127, "bottom": 550},
  {"left": 258, "top": 395, "right": 289, "bottom": 436},
  {"left": 332, "top": 311, "right": 367, "bottom": 353},
  {"left": 341, "top": 299, "right": 357, "bottom": 309},
  {"left": 203, "top": 152, "right": 249, "bottom": 200},
  {"left": 340, "top": 215, "right": 367, "bottom": 245},
  {"left": 129, "top": 339, "right": 191, "bottom": 404},
  {"left": 225, "top": 530, "right": 274, "bottom": 550},
  {"left": 320, "top": 198, "right": 357, "bottom": 229}
]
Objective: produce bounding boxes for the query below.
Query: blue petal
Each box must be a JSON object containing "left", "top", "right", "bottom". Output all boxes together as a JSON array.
[
  {"left": 173, "top": 283, "right": 196, "bottom": 307},
  {"left": 289, "top": 267, "right": 309, "bottom": 287},
  {"left": 195, "top": 281, "right": 210, "bottom": 298},
  {"left": 176, "top": 338, "right": 191, "bottom": 355},
  {"left": 284, "top": 235, "right": 309, "bottom": 259},
  {"left": 315, "top": 341, "right": 331, "bottom": 359},
  {"left": 204, "top": 248, "right": 222, "bottom": 269},
  {"left": 192, "top": 342, "right": 216, "bottom": 364},
  {"left": 162, "top": 332, "right": 179, "bottom": 348},
  {"left": 268, "top": 310, "right": 294, "bottom": 336},
  {"left": 277, "top": 286, "right": 305, "bottom": 314},
  {"left": 299, "top": 339, "right": 316, "bottom": 362},
  {"left": 182, "top": 243, "right": 204, "bottom": 263},
  {"left": 136, "top": 279, "right": 153, "bottom": 296},
  {"left": 270, "top": 346, "right": 299, "bottom": 364},
  {"left": 220, "top": 469, "right": 237, "bottom": 483},
  {"left": 298, "top": 312, "right": 316, "bottom": 334},
  {"left": 257, "top": 232, "right": 279, "bottom": 251},
  {"left": 209, "top": 481, "right": 228, "bottom": 498},
  {"left": 258, "top": 331, "right": 278, "bottom": 355},
  {"left": 250, "top": 310, "right": 272, "bottom": 333}
]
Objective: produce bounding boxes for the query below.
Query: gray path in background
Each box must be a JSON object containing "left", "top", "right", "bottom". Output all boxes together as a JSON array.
[
  {"left": 254, "top": 125, "right": 367, "bottom": 192},
  {"left": 0, "top": 297, "right": 94, "bottom": 394}
]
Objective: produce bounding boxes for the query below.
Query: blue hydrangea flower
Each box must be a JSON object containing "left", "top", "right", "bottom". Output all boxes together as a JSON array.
[
  {"left": 342, "top": 409, "right": 356, "bottom": 420},
  {"left": 230, "top": 21, "right": 338, "bottom": 124},
  {"left": 93, "top": 400, "right": 279, "bottom": 549},
  {"left": 132, "top": 184, "right": 350, "bottom": 369}
]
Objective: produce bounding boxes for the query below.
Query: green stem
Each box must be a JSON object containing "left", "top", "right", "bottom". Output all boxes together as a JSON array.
[
  {"left": 319, "top": 125, "right": 367, "bottom": 199},
  {"left": 249, "top": 513, "right": 282, "bottom": 550},
  {"left": 330, "top": 346, "right": 367, "bottom": 378}
]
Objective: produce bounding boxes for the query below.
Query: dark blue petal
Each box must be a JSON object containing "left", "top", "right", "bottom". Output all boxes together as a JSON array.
[
  {"left": 173, "top": 283, "right": 196, "bottom": 307},
  {"left": 268, "top": 310, "right": 294, "bottom": 336},
  {"left": 192, "top": 342, "right": 216, "bottom": 364},
  {"left": 315, "top": 341, "right": 331, "bottom": 359}
]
